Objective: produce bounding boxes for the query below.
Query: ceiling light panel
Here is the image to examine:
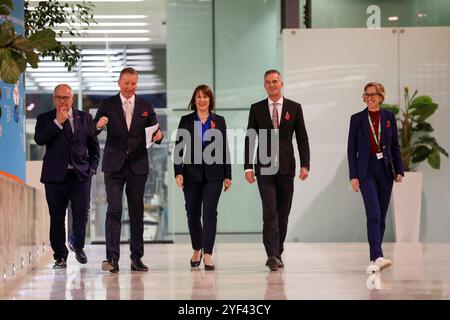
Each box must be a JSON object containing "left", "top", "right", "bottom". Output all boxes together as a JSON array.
[{"left": 25, "top": 0, "right": 166, "bottom": 93}]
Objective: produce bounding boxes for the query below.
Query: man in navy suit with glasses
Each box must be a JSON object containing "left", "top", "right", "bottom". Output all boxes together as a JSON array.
[{"left": 35, "top": 84, "right": 100, "bottom": 269}]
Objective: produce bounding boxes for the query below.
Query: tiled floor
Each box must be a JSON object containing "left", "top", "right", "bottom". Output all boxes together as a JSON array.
[{"left": 2, "top": 243, "right": 450, "bottom": 300}]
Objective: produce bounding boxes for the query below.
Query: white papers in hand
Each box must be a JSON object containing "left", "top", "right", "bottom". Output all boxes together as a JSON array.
[{"left": 145, "top": 123, "right": 159, "bottom": 148}]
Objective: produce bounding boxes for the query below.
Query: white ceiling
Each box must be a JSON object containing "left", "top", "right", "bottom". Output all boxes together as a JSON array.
[{"left": 26, "top": 0, "right": 167, "bottom": 94}]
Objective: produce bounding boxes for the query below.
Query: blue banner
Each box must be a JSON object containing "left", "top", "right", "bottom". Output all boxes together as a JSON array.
[{"left": 0, "top": 0, "right": 25, "bottom": 183}]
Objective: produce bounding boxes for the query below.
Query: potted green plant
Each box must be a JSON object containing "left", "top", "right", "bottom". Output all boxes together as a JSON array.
[
  {"left": 382, "top": 87, "right": 448, "bottom": 242},
  {"left": 382, "top": 87, "right": 448, "bottom": 171},
  {"left": 0, "top": 0, "right": 95, "bottom": 84}
]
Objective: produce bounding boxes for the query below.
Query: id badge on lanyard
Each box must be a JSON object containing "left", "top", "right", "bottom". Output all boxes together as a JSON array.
[{"left": 368, "top": 112, "right": 383, "bottom": 159}]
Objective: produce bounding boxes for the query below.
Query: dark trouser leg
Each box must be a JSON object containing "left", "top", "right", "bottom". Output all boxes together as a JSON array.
[
  {"left": 69, "top": 172, "right": 92, "bottom": 249},
  {"left": 201, "top": 180, "right": 222, "bottom": 254},
  {"left": 45, "top": 179, "right": 70, "bottom": 260},
  {"left": 360, "top": 157, "right": 385, "bottom": 261},
  {"left": 184, "top": 182, "right": 203, "bottom": 251},
  {"left": 104, "top": 169, "right": 127, "bottom": 261},
  {"left": 376, "top": 172, "right": 393, "bottom": 242},
  {"left": 276, "top": 174, "right": 294, "bottom": 258},
  {"left": 125, "top": 170, "right": 148, "bottom": 261},
  {"left": 257, "top": 175, "right": 279, "bottom": 258}
]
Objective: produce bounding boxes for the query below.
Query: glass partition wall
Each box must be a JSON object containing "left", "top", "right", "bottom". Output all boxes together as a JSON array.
[
  {"left": 25, "top": 0, "right": 450, "bottom": 244},
  {"left": 25, "top": 0, "right": 170, "bottom": 243}
]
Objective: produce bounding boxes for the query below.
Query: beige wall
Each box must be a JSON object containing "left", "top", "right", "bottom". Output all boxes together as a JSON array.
[{"left": 0, "top": 174, "right": 51, "bottom": 294}]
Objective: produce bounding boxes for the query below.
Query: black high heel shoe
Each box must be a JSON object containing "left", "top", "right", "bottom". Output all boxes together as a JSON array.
[
  {"left": 204, "top": 257, "right": 215, "bottom": 271},
  {"left": 190, "top": 252, "right": 202, "bottom": 268}
]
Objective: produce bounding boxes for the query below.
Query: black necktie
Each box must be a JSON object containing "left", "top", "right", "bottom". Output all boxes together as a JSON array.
[{"left": 63, "top": 119, "right": 73, "bottom": 140}]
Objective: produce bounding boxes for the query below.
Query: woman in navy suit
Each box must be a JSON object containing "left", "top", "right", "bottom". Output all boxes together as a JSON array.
[
  {"left": 174, "top": 84, "right": 232, "bottom": 270},
  {"left": 347, "top": 82, "right": 404, "bottom": 273}
]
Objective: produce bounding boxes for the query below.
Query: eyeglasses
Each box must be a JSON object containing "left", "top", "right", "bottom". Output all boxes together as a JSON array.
[
  {"left": 363, "top": 93, "right": 379, "bottom": 98},
  {"left": 54, "top": 95, "right": 72, "bottom": 101}
]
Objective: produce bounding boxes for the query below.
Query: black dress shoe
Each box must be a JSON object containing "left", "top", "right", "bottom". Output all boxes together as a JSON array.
[
  {"left": 265, "top": 256, "right": 279, "bottom": 271},
  {"left": 131, "top": 258, "right": 148, "bottom": 271},
  {"left": 53, "top": 258, "right": 67, "bottom": 269},
  {"left": 277, "top": 258, "right": 284, "bottom": 268},
  {"left": 102, "top": 259, "right": 119, "bottom": 273},
  {"left": 69, "top": 243, "right": 87, "bottom": 264},
  {"left": 190, "top": 253, "right": 202, "bottom": 268}
]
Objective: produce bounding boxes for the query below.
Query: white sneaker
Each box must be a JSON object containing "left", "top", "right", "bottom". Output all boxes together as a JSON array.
[
  {"left": 375, "top": 257, "right": 392, "bottom": 271},
  {"left": 366, "top": 261, "right": 380, "bottom": 274},
  {"left": 366, "top": 273, "right": 381, "bottom": 290}
]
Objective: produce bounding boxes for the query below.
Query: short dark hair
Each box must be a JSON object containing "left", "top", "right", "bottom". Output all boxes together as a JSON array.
[
  {"left": 188, "top": 84, "right": 215, "bottom": 112},
  {"left": 119, "top": 67, "right": 139, "bottom": 80},
  {"left": 264, "top": 69, "right": 282, "bottom": 79}
]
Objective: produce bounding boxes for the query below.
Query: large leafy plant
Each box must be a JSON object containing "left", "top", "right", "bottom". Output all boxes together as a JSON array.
[
  {"left": 383, "top": 87, "right": 448, "bottom": 171},
  {"left": 1, "top": 0, "right": 57, "bottom": 83},
  {"left": 25, "top": 0, "right": 95, "bottom": 71},
  {"left": 0, "top": 0, "right": 95, "bottom": 84}
]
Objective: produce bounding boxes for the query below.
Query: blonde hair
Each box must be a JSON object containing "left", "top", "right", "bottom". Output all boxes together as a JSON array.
[
  {"left": 119, "top": 67, "right": 138, "bottom": 80},
  {"left": 364, "top": 82, "right": 385, "bottom": 103}
]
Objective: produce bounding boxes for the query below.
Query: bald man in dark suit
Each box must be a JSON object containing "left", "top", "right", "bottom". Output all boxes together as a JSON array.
[{"left": 35, "top": 84, "right": 99, "bottom": 269}]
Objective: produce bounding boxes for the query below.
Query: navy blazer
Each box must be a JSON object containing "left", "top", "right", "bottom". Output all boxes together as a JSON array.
[
  {"left": 94, "top": 94, "right": 162, "bottom": 174},
  {"left": 244, "top": 97, "right": 310, "bottom": 176},
  {"left": 34, "top": 109, "right": 100, "bottom": 183},
  {"left": 174, "top": 112, "right": 232, "bottom": 182},
  {"left": 347, "top": 107, "right": 404, "bottom": 181}
]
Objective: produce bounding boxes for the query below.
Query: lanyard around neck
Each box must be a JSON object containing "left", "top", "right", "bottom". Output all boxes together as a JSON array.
[{"left": 367, "top": 111, "right": 381, "bottom": 151}]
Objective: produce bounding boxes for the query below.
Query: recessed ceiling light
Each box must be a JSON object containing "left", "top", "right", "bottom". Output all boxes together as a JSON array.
[
  {"left": 94, "top": 15, "right": 147, "bottom": 19},
  {"left": 29, "top": 0, "right": 144, "bottom": 2},
  {"left": 58, "top": 22, "right": 149, "bottom": 27},
  {"left": 80, "top": 49, "right": 151, "bottom": 55},
  {"left": 55, "top": 30, "right": 149, "bottom": 34},
  {"left": 57, "top": 37, "right": 151, "bottom": 42},
  {"left": 28, "top": 67, "right": 71, "bottom": 72}
]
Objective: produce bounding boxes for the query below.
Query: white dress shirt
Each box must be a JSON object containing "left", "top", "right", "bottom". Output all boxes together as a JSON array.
[
  {"left": 245, "top": 96, "right": 284, "bottom": 173},
  {"left": 268, "top": 96, "right": 283, "bottom": 126}
]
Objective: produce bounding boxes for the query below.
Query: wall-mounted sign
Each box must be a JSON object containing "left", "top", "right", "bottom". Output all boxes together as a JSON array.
[{"left": 0, "top": 0, "right": 26, "bottom": 184}]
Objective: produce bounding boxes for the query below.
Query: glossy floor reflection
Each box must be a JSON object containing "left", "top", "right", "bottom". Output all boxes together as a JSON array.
[{"left": 2, "top": 243, "right": 450, "bottom": 299}]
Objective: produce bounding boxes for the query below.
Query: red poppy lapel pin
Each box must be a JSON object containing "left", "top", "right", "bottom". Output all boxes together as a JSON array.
[
  {"left": 386, "top": 120, "right": 391, "bottom": 128},
  {"left": 142, "top": 111, "right": 148, "bottom": 117},
  {"left": 285, "top": 112, "right": 291, "bottom": 121},
  {"left": 211, "top": 120, "right": 216, "bottom": 129}
]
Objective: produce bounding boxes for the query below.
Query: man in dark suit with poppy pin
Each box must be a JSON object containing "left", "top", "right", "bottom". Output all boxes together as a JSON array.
[
  {"left": 94, "top": 67, "right": 163, "bottom": 273},
  {"left": 245, "top": 70, "right": 310, "bottom": 271}
]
